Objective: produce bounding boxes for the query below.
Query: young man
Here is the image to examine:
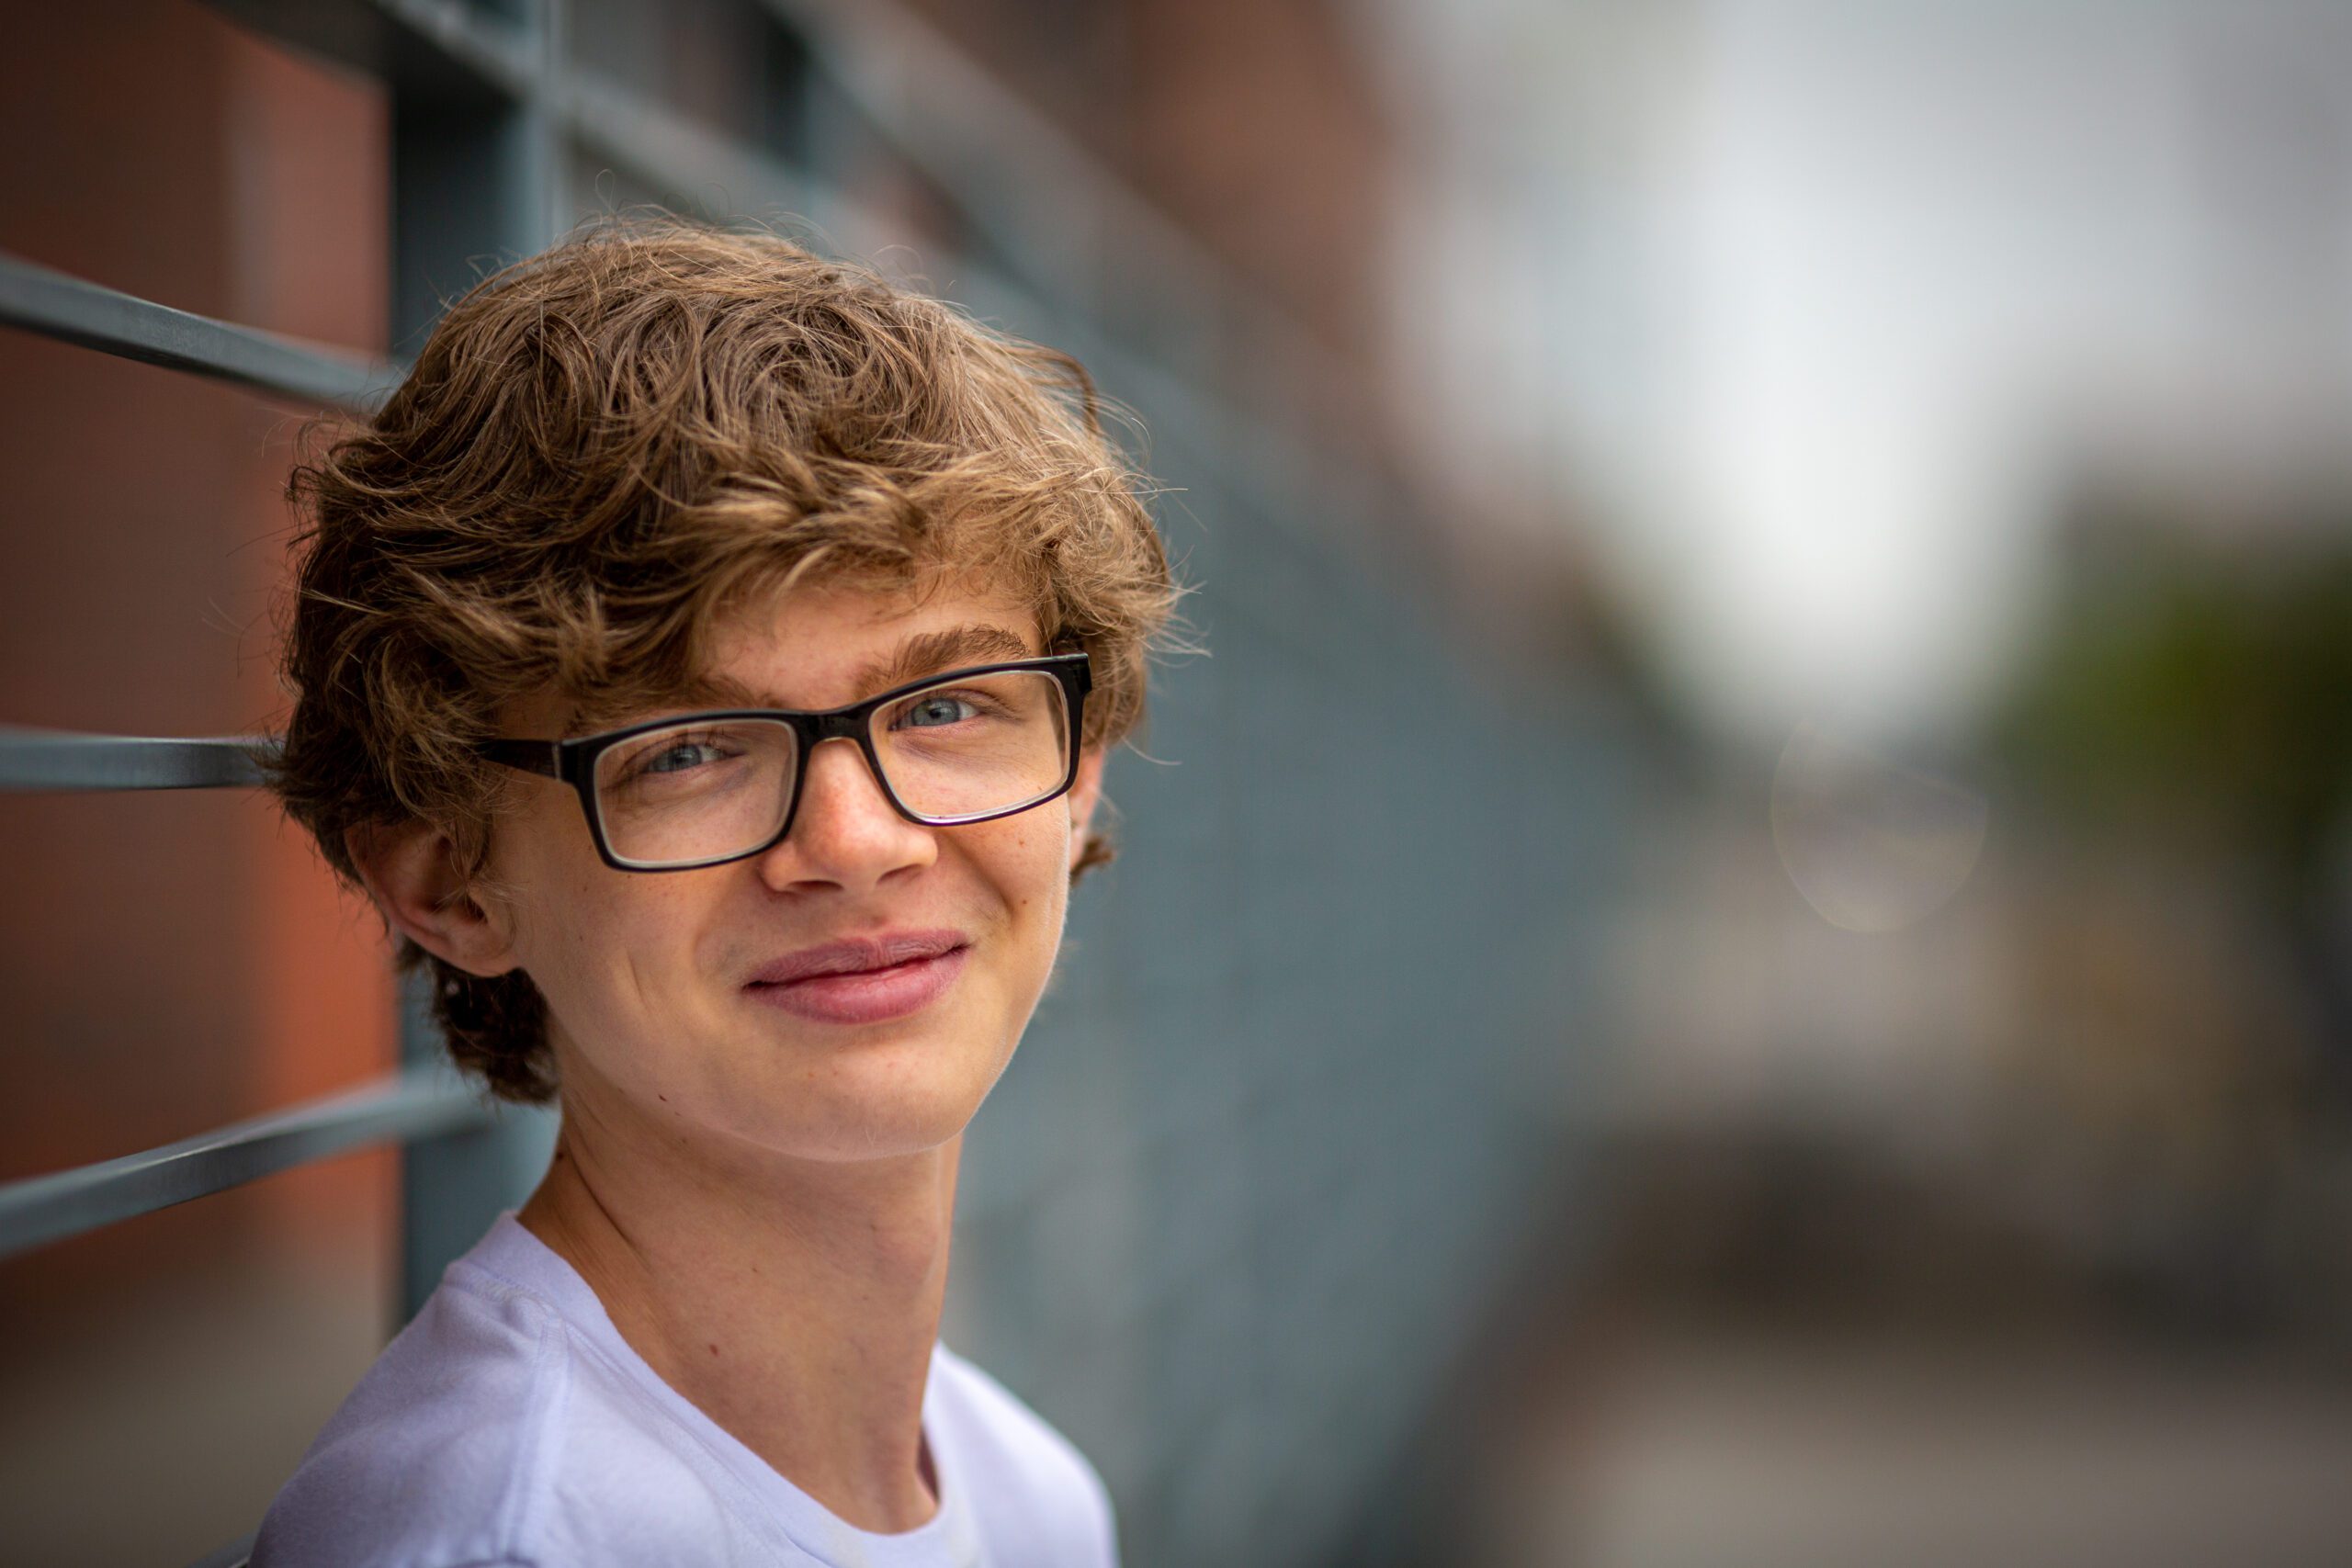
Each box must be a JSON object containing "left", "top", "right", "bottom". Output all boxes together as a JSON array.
[{"left": 252, "top": 220, "right": 1177, "bottom": 1567}]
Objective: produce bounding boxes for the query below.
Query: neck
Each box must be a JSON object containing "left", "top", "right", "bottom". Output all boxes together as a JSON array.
[{"left": 516, "top": 1080, "right": 957, "bottom": 1533}]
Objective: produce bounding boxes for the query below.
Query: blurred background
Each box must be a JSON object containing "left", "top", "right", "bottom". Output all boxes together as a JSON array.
[{"left": 4, "top": 1, "right": 2351, "bottom": 1564}]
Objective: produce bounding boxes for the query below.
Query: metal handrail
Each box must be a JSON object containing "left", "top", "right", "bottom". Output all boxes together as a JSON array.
[
  {"left": 208, "top": 0, "right": 534, "bottom": 101},
  {"left": 762, "top": 0, "right": 1360, "bottom": 385},
  {"left": 0, "top": 253, "right": 401, "bottom": 413},
  {"left": 0, "top": 1065, "right": 498, "bottom": 1263},
  {"left": 0, "top": 727, "right": 278, "bottom": 793}
]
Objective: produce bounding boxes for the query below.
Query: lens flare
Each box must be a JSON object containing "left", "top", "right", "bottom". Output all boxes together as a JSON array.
[{"left": 1770, "top": 721, "right": 1990, "bottom": 932}]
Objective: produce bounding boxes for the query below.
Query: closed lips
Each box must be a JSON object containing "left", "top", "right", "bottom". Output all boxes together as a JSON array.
[{"left": 747, "top": 931, "right": 969, "bottom": 987}]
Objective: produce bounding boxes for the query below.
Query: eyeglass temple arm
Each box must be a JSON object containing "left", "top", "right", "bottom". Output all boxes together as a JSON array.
[{"left": 477, "top": 739, "right": 562, "bottom": 778}]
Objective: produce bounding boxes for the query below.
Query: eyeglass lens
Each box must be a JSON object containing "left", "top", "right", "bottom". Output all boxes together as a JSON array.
[{"left": 589, "top": 668, "right": 1073, "bottom": 867}]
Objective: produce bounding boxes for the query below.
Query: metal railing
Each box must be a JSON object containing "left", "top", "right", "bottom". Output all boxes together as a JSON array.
[
  {"left": 1, "top": 4, "right": 1626, "bottom": 1564},
  {"left": 0, "top": 1065, "right": 489, "bottom": 1264},
  {"left": 0, "top": 254, "right": 399, "bottom": 413}
]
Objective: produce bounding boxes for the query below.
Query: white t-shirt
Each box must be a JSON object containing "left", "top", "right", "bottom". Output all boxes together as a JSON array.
[{"left": 250, "top": 1213, "right": 1118, "bottom": 1568}]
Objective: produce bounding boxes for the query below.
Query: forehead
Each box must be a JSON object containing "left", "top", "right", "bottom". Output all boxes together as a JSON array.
[
  {"left": 526, "top": 577, "right": 1046, "bottom": 738},
  {"left": 710, "top": 576, "right": 1035, "bottom": 662},
  {"left": 705, "top": 575, "right": 1040, "bottom": 684}
]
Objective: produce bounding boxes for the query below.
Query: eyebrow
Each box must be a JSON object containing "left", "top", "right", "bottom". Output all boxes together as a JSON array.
[{"left": 668, "top": 623, "right": 1040, "bottom": 716}]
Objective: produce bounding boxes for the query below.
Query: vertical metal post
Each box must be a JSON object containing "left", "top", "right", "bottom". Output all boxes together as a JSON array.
[
  {"left": 395, "top": 971, "right": 553, "bottom": 1318},
  {"left": 390, "top": 0, "right": 565, "bottom": 1321}
]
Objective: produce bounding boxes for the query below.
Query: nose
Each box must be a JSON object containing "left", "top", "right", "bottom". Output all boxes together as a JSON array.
[{"left": 755, "top": 735, "right": 936, "bottom": 894}]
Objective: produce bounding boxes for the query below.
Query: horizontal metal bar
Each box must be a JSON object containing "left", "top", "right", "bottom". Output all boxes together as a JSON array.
[
  {"left": 757, "top": 0, "right": 1342, "bottom": 377},
  {"left": 0, "top": 253, "right": 400, "bottom": 413},
  {"left": 560, "top": 65, "right": 814, "bottom": 225},
  {"left": 757, "top": 0, "right": 1185, "bottom": 294},
  {"left": 0, "top": 1066, "right": 498, "bottom": 1263},
  {"left": 205, "top": 0, "right": 536, "bottom": 104},
  {"left": 0, "top": 727, "right": 279, "bottom": 793},
  {"left": 552, "top": 67, "right": 1053, "bottom": 349}
]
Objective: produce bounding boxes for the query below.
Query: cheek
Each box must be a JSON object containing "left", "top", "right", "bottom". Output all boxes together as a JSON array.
[
  {"left": 492, "top": 808, "right": 699, "bottom": 1028},
  {"left": 979, "top": 807, "right": 1071, "bottom": 915}
]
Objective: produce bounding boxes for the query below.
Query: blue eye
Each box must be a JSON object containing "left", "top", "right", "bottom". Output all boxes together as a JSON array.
[
  {"left": 898, "top": 694, "right": 978, "bottom": 728},
  {"left": 643, "top": 741, "right": 721, "bottom": 774},
  {"left": 614, "top": 732, "right": 738, "bottom": 787}
]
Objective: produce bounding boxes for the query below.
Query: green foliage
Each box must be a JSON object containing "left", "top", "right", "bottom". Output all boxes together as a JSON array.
[{"left": 1990, "top": 538, "right": 2352, "bottom": 884}]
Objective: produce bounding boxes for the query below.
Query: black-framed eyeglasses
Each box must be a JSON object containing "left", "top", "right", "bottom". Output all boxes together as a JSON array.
[{"left": 475, "top": 653, "right": 1091, "bottom": 873}]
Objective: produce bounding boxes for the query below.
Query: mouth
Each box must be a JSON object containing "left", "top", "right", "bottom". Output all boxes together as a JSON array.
[{"left": 744, "top": 931, "right": 971, "bottom": 1026}]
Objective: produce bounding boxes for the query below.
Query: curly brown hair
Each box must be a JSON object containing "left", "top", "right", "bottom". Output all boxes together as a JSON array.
[{"left": 269, "top": 219, "right": 1179, "bottom": 1103}]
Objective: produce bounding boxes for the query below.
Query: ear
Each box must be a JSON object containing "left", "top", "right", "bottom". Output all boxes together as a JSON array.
[
  {"left": 345, "top": 818, "right": 522, "bottom": 978},
  {"left": 1067, "top": 747, "right": 1107, "bottom": 875}
]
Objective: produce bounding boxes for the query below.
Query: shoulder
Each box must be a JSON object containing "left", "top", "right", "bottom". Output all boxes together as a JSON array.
[
  {"left": 250, "top": 1263, "right": 566, "bottom": 1567},
  {"left": 251, "top": 1261, "right": 755, "bottom": 1568},
  {"left": 930, "top": 1345, "right": 1120, "bottom": 1568}
]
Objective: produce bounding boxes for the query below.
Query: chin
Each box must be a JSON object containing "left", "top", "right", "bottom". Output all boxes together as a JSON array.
[
  {"left": 767, "top": 1099, "right": 984, "bottom": 1164},
  {"left": 741, "top": 1036, "right": 1009, "bottom": 1164}
]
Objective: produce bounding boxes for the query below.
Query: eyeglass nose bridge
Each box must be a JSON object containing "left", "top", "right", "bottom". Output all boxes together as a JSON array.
[{"left": 771, "top": 710, "right": 924, "bottom": 847}]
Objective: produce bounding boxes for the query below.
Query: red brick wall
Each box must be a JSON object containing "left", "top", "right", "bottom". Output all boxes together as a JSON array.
[{"left": 0, "top": 4, "right": 401, "bottom": 1558}]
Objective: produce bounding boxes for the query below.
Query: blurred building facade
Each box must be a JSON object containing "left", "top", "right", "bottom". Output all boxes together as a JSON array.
[{"left": 1350, "top": 4, "right": 2352, "bottom": 1562}]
